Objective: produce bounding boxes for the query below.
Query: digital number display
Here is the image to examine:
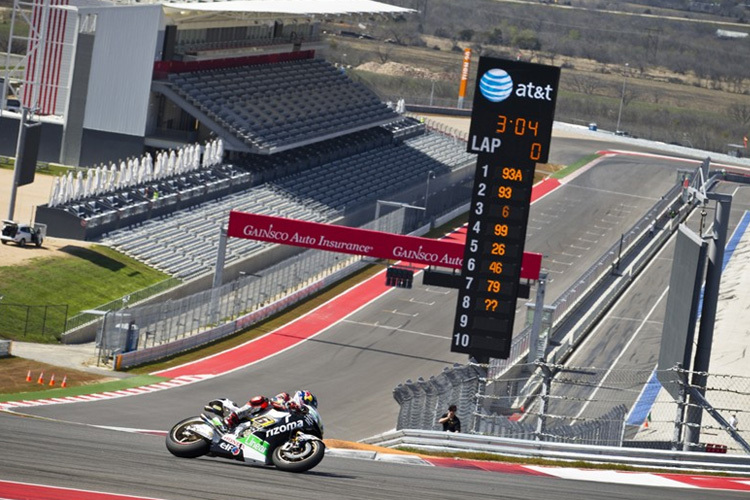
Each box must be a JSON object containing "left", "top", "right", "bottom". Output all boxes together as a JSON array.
[
  {"left": 453, "top": 56, "right": 560, "bottom": 360},
  {"left": 467, "top": 59, "right": 560, "bottom": 164}
]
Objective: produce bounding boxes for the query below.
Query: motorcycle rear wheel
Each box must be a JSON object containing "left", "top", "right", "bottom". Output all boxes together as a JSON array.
[
  {"left": 166, "top": 416, "right": 210, "bottom": 458},
  {"left": 271, "top": 438, "right": 325, "bottom": 473}
]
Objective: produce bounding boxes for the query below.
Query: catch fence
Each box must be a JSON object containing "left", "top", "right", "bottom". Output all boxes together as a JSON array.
[
  {"left": 487, "top": 176, "right": 696, "bottom": 380},
  {"left": 394, "top": 362, "right": 750, "bottom": 453}
]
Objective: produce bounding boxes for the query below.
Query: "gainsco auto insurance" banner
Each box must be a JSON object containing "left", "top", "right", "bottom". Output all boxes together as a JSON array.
[{"left": 227, "top": 211, "right": 542, "bottom": 280}]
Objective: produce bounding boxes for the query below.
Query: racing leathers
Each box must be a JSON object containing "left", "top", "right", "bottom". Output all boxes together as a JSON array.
[{"left": 219, "top": 392, "right": 303, "bottom": 433}]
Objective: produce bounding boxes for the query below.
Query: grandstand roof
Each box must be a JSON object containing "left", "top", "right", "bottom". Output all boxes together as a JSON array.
[{"left": 161, "top": 0, "right": 414, "bottom": 16}]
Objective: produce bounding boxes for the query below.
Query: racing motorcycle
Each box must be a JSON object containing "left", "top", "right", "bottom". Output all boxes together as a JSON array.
[{"left": 166, "top": 398, "right": 325, "bottom": 473}]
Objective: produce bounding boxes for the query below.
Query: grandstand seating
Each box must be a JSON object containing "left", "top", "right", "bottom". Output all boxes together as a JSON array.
[
  {"left": 167, "top": 58, "right": 399, "bottom": 153},
  {"left": 98, "top": 129, "right": 475, "bottom": 279}
]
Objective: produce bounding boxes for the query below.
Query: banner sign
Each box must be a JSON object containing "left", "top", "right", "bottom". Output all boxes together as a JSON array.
[{"left": 227, "top": 211, "right": 542, "bottom": 279}]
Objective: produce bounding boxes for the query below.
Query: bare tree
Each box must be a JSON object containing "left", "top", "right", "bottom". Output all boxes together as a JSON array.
[
  {"left": 377, "top": 43, "right": 392, "bottom": 64},
  {"left": 727, "top": 103, "right": 750, "bottom": 127},
  {"left": 569, "top": 74, "right": 602, "bottom": 95}
]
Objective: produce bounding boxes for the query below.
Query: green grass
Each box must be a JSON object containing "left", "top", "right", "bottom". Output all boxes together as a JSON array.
[
  {"left": 0, "top": 245, "right": 169, "bottom": 342},
  {"left": 0, "top": 374, "right": 166, "bottom": 402},
  {"left": 551, "top": 153, "right": 602, "bottom": 179},
  {"left": 1, "top": 156, "right": 78, "bottom": 176}
]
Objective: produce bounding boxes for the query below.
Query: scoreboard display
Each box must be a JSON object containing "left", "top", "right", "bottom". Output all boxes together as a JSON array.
[{"left": 452, "top": 57, "right": 560, "bottom": 360}]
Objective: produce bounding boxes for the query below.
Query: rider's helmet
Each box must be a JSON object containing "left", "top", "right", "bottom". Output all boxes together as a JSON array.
[
  {"left": 270, "top": 392, "right": 290, "bottom": 411},
  {"left": 293, "top": 390, "right": 317, "bottom": 409}
]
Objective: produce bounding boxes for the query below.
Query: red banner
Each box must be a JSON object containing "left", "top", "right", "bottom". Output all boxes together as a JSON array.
[{"left": 227, "top": 211, "right": 542, "bottom": 280}]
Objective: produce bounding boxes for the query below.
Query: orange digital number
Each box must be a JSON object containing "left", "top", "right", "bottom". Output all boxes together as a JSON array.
[
  {"left": 528, "top": 120, "right": 539, "bottom": 136},
  {"left": 502, "top": 205, "right": 510, "bottom": 218},
  {"left": 502, "top": 167, "right": 523, "bottom": 181},
  {"left": 488, "top": 261, "right": 503, "bottom": 274},
  {"left": 497, "top": 186, "right": 513, "bottom": 199},
  {"left": 496, "top": 114, "right": 507, "bottom": 134},
  {"left": 487, "top": 279, "right": 501, "bottom": 293},
  {"left": 491, "top": 243, "right": 506, "bottom": 256},
  {"left": 530, "top": 143, "right": 542, "bottom": 161},
  {"left": 494, "top": 224, "right": 508, "bottom": 237}
]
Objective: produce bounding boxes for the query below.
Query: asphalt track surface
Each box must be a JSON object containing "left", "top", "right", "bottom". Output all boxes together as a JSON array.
[
  {"left": 546, "top": 179, "right": 750, "bottom": 423},
  {"left": 2, "top": 413, "right": 749, "bottom": 500},
  {"left": 3, "top": 139, "right": 750, "bottom": 499}
]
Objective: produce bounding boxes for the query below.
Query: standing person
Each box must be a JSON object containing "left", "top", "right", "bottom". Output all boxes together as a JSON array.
[
  {"left": 729, "top": 413, "right": 739, "bottom": 431},
  {"left": 438, "top": 404, "right": 461, "bottom": 432}
]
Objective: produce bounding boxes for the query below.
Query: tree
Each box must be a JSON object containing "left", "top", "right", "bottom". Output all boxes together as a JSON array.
[
  {"left": 727, "top": 103, "right": 750, "bottom": 127},
  {"left": 458, "top": 29, "right": 474, "bottom": 42},
  {"left": 569, "top": 74, "right": 602, "bottom": 95},
  {"left": 512, "top": 29, "right": 541, "bottom": 51},
  {"left": 485, "top": 27, "right": 503, "bottom": 45}
]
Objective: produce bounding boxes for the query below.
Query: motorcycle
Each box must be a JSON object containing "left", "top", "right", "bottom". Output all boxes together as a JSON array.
[{"left": 166, "top": 398, "right": 325, "bottom": 473}]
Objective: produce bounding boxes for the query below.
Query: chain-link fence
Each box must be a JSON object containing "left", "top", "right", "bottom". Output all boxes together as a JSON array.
[
  {"left": 394, "top": 362, "right": 750, "bottom": 453},
  {"left": 484, "top": 181, "right": 686, "bottom": 380},
  {"left": 65, "top": 278, "right": 182, "bottom": 332},
  {"left": 97, "top": 209, "right": 407, "bottom": 361},
  {"left": 0, "top": 304, "right": 69, "bottom": 341}
]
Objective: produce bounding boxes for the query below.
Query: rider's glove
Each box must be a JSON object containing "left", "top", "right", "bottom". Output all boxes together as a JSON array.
[
  {"left": 287, "top": 401, "right": 305, "bottom": 413},
  {"left": 224, "top": 412, "right": 240, "bottom": 429}
]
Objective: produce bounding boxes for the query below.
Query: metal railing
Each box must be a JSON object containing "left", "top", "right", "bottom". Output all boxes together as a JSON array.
[
  {"left": 487, "top": 180, "right": 688, "bottom": 380},
  {"left": 99, "top": 209, "right": 407, "bottom": 365},
  {"left": 362, "top": 429, "right": 750, "bottom": 473}
]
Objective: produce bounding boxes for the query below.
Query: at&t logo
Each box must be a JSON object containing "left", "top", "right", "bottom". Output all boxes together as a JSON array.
[{"left": 479, "top": 68, "right": 554, "bottom": 102}]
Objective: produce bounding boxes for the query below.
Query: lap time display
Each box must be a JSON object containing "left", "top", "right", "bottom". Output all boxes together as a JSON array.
[{"left": 453, "top": 57, "right": 560, "bottom": 360}]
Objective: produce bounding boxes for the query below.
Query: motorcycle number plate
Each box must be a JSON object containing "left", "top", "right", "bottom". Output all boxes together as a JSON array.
[{"left": 250, "top": 415, "right": 275, "bottom": 427}]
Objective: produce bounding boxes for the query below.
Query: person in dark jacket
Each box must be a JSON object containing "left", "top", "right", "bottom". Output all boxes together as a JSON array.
[{"left": 438, "top": 404, "right": 461, "bottom": 432}]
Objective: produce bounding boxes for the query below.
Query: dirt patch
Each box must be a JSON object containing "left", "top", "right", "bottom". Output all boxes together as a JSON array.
[
  {"left": 0, "top": 168, "right": 92, "bottom": 266},
  {"left": 356, "top": 61, "right": 451, "bottom": 81},
  {"left": 323, "top": 439, "right": 419, "bottom": 455},
  {"left": 0, "top": 356, "right": 111, "bottom": 396}
]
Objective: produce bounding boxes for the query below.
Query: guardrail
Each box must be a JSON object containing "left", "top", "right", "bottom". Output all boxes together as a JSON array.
[{"left": 362, "top": 429, "right": 750, "bottom": 474}]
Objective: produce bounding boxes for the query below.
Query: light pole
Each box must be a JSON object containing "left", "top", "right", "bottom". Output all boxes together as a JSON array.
[
  {"left": 424, "top": 170, "right": 435, "bottom": 221},
  {"left": 429, "top": 81, "right": 435, "bottom": 106},
  {"left": 615, "top": 63, "right": 629, "bottom": 134}
]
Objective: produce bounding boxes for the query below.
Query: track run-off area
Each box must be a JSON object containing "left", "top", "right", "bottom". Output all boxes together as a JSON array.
[{"left": 3, "top": 136, "right": 750, "bottom": 498}]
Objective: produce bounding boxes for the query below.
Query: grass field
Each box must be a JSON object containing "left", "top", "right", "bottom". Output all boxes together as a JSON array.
[{"left": 0, "top": 245, "right": 169, "bottom": 343}]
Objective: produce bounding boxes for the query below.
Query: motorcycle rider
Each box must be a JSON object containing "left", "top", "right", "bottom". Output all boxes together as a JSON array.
[{"left": 210, "top": 390, "right": 317, "bottom": 433}]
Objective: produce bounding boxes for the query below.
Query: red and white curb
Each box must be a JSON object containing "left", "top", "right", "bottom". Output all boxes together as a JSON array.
[
  {"left": 0, "top": 374, "right": 213, "bottom": 412},
  {"left": 326, "top": 449, "right": 750, "bottom": 492}
]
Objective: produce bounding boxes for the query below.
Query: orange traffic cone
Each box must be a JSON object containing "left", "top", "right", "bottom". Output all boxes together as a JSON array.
[
  {"left": 61, "top": 376, "right": 67, "bottom": 388},
  {"left": 49, "top": 374, "right": 55, "bottom": 387},
  {"left": 37, "top": 372, "right": 44, "bottom": 385},
  {"left": 26, "top": 370, "right": 32, "bottom": 382}
]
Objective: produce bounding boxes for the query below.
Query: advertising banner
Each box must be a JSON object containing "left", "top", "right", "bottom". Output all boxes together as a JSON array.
[{"left": 227, "top": 211, "right": 541, "bottom": 279}]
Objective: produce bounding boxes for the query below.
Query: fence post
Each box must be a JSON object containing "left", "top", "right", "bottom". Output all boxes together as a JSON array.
[
  {"left": 536, "top": 362, "right": 552, "bottom": 441},
  {"left": 671, "top": 364, "right": 687, "bottom": 450}
]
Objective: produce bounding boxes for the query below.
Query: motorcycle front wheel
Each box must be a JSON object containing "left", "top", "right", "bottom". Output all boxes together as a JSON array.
[
  {"left": 271, "top": 438, "right": 325, "bottom": 473},
  {"left": 166, "top": 416, "right": 211, "bottom": 458}
]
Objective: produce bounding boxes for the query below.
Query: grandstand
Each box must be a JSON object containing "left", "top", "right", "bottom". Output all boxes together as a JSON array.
[
  {"left": 97, "top": 128, "right": 475, "bottom": 279},
  {"left": 162, "top": 58, "right": 398, "bottom": 154},
  {"left": 6, "top": 0, "right": 476, "bottom": 282}
]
